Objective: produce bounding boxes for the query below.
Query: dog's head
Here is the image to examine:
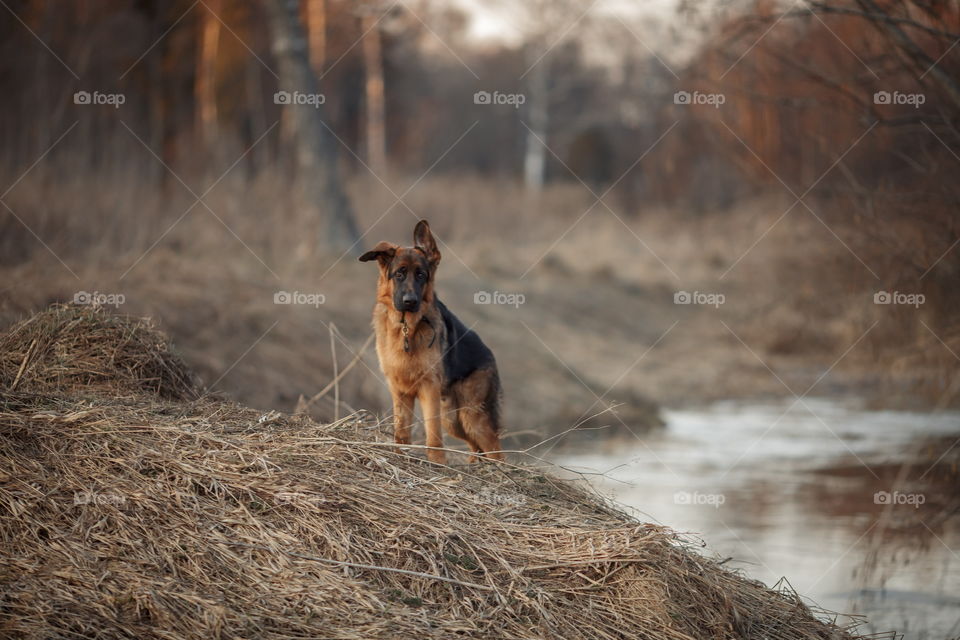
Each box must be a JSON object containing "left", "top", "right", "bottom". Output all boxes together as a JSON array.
[{"left": 359, "top": 220, "right": 441, "bottom": 314}]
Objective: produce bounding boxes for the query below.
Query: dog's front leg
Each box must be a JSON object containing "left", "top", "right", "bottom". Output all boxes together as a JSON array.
[
  {"left": 392, "top": 392, "right": 414, "bottom": 449},
  {"left": 418, "top": 384, "right": 446, "bottom": 464}
]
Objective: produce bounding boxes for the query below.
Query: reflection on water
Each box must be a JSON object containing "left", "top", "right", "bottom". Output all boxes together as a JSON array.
[{"left": 550, "top": 399, "right": 960, "bottom": 639}]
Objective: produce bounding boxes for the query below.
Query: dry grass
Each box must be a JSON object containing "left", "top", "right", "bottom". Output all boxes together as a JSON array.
[
  {"left": 0, "top": 305, "right": 864, "bottom": 639},
  {"left": 0, "top": 304, "right": 200, "bottom": 401}
]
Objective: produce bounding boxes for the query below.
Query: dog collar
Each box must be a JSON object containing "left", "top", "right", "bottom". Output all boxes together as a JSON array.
[{"left": 399, "top": 313, "right": 436, "bottom": 353}]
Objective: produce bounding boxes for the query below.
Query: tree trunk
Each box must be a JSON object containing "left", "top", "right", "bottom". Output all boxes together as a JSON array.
[
  {"left": 245, "top": 56, "right": 268, "bottom": 171},
  {"left": 362, "top": 11, "right": 387, "bottom": 175},
  {"left": 523, "top": 58, "right": 548, "bottom": 195},
  {"left": 195, "top": 0, "right": 221, "bottom": 147},
  {"left": 263, "top": 0, "right": 363, "bottom": 253},
  {"left": 304, "top": 0, "right": 326, "bottom": 74}
]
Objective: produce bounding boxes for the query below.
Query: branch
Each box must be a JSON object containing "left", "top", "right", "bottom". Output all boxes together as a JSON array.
[
  {"left": 297, "top": 331, "right": 375, "bottom": 413},
  {"left": 803, "top": 2, "right": 960, "bottom": 41},
  {"left": 854, "top": 0, "right": 960, "bottom": 110}
]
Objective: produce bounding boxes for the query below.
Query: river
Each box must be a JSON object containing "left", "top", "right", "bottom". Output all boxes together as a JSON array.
[{"left": 550, "top": 399, "right": 960, "bottom": 639}]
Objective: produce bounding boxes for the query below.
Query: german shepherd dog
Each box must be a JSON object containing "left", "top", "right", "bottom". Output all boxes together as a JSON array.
[{"left": 359, "top": 220, "right": 503, "bottom": 464}]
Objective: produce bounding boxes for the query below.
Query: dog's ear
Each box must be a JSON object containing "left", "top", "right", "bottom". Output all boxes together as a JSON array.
[
  {"left": 358, "top": 241, "right": 398, "bottom": 266},
  {"left": 413, "top": 220, "right": 441, "bottom": 267}
]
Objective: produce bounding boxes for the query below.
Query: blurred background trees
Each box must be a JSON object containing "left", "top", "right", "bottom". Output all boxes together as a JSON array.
[
  {"left": 4, "top": 1, "right": 954, "bottom": 226},
  {"left": 0, "top": 0, "right": 957, "bottom": 410}
]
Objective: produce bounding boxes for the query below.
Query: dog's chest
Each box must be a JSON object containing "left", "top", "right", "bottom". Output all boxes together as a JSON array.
[{"left": 374, "top": 318, "right": 444, "bottom": 393}]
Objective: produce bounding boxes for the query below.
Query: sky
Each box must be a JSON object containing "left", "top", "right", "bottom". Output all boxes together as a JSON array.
[
  {"left": 450, "top": 0, "right": 709, "bottom": 67},
  {"left": 455, "top": 0, "right": 686, "bottom": 44}
]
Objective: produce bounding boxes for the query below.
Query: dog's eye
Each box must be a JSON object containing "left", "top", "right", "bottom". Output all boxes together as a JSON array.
[
  {"left": 394, "top": 271, "right": 405, "bottom": 280},
  {"left": 415, "top": 271, "right": 427, "bottom": 282}
]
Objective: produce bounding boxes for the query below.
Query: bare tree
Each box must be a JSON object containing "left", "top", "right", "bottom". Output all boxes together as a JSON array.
[
  {"left": 509, "top": 0, "right": 594, "bottom": 197},
  {"left": 361, "top": 8, "right": 388, "bottom": 175},
  {"left": 263, "top": 0, "right": 363, "bottom": 253},
  {"left": 195, "top": 0, "right": 221, "bottom": 147},
  {"left": 523, "top": 58, "right": 549, "bottom": 195}
]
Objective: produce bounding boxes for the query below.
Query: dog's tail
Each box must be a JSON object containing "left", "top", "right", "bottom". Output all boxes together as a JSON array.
[{"left": 485, "top": 368, "right": 504, "bottom": 433}]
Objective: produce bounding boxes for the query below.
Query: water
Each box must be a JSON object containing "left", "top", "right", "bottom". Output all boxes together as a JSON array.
[{"left": 550, "top": 399, "right": 960, "bottom": 639}]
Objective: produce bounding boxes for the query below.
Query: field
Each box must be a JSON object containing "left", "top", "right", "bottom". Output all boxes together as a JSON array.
[{"left": 4, "top": 171, "right": 949, "bottom": 454}]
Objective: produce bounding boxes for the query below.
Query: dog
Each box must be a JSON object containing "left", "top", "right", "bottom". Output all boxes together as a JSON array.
[{"left": 359, "top": 220, "right": 503, "bottom": 464}]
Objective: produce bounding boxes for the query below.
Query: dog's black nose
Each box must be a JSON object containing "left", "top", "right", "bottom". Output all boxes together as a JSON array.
[{"left": 401, "top": 295, "right": 418, "bottom": 310}]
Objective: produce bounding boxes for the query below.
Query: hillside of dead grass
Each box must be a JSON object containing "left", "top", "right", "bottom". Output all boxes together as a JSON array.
[{"left": 0, "top": 305, "right": 866, "bottom": 639}]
